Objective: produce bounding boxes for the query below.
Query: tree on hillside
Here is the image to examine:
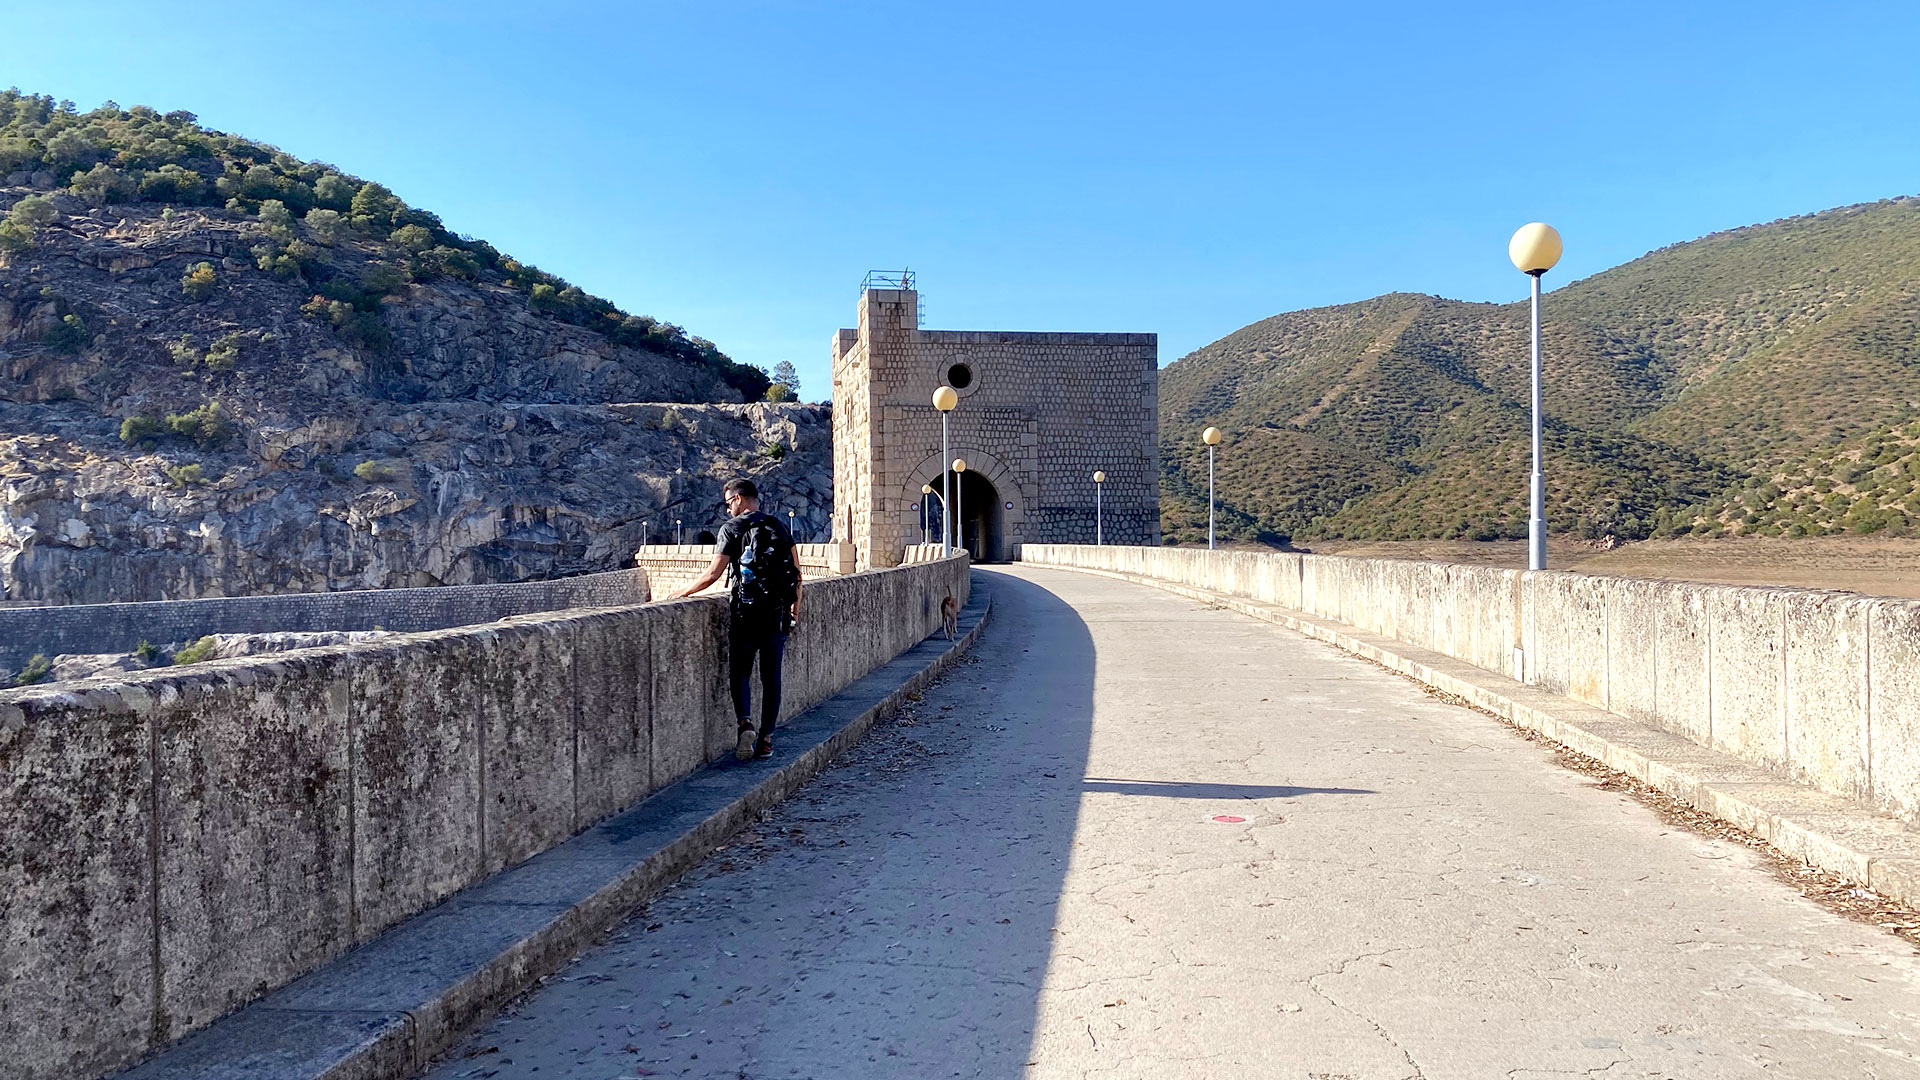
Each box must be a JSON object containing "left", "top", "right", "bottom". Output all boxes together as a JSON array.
[{"left": 772, "top": 360, "right": 800, "bottom": 394}]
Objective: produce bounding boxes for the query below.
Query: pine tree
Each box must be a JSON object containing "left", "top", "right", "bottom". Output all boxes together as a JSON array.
[{"left": 771, "top": 360, "right": 800, "bottom": 396}]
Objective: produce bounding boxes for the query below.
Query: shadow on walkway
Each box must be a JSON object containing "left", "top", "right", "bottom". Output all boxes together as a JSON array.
[
  {"left": 427, "top": 567, "right": 1099, "bottom": 1078},
  {"left": 1082, "top": 778, "right": 1377, "bottom": 799}
]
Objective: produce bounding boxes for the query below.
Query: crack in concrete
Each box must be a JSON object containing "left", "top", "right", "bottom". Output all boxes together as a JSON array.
[{"left": 1305, "top": 946, "right": 1433, "bottom": 1080}]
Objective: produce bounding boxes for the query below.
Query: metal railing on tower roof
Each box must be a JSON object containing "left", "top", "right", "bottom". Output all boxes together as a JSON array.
[{"left": 861, "top": 269, "right": 915, "bottom": 293}]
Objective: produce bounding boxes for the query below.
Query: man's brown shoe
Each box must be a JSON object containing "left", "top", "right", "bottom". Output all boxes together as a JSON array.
[{"left": 735, "top": 729, "right": 756, "bottom": 762}]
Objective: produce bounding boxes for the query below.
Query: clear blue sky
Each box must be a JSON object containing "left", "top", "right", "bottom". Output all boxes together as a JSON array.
[{"left": 6, "top": 2, "right": 1915, "bottom": 399}]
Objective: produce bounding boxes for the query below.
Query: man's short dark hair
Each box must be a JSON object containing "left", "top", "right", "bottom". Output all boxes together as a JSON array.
[{"left": 724, "top": 478, "right": 758, "bottom": 501}]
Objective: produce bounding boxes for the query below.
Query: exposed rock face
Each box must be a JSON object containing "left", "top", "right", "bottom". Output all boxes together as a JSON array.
[
  {"left": 0, "top": 194, "right": 832, "bottom": 603},
  {"left": 0, "top": 399, "right": 831, "bottom": 603},
  {"left": 41, "top": 630, "right": 399, "bottom": 682}
]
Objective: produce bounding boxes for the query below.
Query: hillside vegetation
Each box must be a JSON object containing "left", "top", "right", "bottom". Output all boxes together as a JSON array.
[
  {"left": 1160, "top": 196, "right": 1920, "bottom": 545},
  {"left": 0, "top": 92, "right": 828, "bottom": 605},
  {"left": 0, "top": 89, "right": 768, "bottom": 398}
]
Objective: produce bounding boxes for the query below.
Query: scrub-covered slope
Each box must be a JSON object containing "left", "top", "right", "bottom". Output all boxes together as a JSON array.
[
  {"left": 1160, "top": 196, "right": 1920, "bottom": 544},
  {"left": 0, "top": 92, "right": 825, "bottom": 602}
]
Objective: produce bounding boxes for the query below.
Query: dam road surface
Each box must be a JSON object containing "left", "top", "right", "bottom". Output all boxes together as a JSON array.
[{"left": 427, "top": 566, "right": 1920, "bottom": 1079}]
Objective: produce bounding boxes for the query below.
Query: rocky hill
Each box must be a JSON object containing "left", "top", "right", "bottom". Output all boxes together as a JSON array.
[
  {"left": 0, "top": 92, "right": 827, "bottom": 603},
  {"left": 1160, "top": 196, "right": 1920, "bottom": 544}
]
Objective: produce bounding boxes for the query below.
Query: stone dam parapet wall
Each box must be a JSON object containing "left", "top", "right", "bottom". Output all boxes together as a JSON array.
[
  {"left": 631, "top": 542, "right": 857, "bottom": 599},
  {"left": 0, "top": 556, "right": 969, "bottom": 1080},
  {"left": 1019, "top": 545, "right": 1920, "bottom": 829},
  {"left": 0, "top": 568, "right": 653, "bottom": 673}
]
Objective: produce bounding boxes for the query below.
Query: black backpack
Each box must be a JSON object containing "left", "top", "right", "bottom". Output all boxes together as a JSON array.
[{"left": 730, "top": 513, "right": 799, "bottom": 622}]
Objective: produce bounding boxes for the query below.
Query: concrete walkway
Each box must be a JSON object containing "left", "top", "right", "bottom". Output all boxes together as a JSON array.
[{"left": 427, "top": 567, "right": 1920, "bottom": 1080}]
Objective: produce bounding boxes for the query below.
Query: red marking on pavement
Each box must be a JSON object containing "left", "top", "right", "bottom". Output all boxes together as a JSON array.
[{"left": 1211, "top": 815, "right": 1247, "bottom": 823}]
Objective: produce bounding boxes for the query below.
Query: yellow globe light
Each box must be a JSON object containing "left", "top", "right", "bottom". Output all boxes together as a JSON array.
[
  {"left": 1508, "top": 223, "right": 1563, "bottom": 275},
  {"left": 932, "top": 386, "right": 958, "bottom": 411},
  {"left": 1202, "top": 427, "right": 1222, "bottom": 446},
  {"left": 952, "top": 458, "right": 967, "bottom": 473},
  {"left": 1092, "top": 471, "right": 1105, "bottom": 483},
  {"left": 922, "top": 483, "right": 933, "bottom": 494}
]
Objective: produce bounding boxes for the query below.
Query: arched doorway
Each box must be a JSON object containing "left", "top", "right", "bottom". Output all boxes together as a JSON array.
[
  {"left": 947, "top": 468, "right": 1005, "bottom": 562},
  {"left": 903, "top": 447, "right": 1028, "bottom": 566}
]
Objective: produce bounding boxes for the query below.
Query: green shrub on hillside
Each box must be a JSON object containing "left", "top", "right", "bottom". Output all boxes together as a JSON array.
[
  {"left": 0, "top": 194, "right": 56, "bottom": 253},
  {"left": 203, "top": 333, "right": 242, "bottom": 370},
  {"left": 119, "top": 414, "right": 162, "bottom": 445},
  {"left": 172, "top": 637, "right": 217, "bottom": 665},
  {"left": 303, "top": 207, "right": 343, "bottom": 243},
  {"left": 8, "top": 194, "right": 56, "bottom": 229},
  {"left": 164, "top": 401, "right": 230, "bottom": 447},
  {"left": 301, "top": 288, "right": 390, "bottom": 351},
  {"left": 181, "top": 261, "right": 216, "bottom": 301},
  {"left": 43, "top": 313, "right": 86, "bottom": 353},
  {"left": 70, "top": 162, "right": 132, "bottom": 204},
  {"left": 257, "top": 198, "right": 294, "bottom": 234},
  {"left": 390, "top": 223, "right": 433, "bottom": 251},
  {"left": 0, "top": 218, "right": 32, "bottom": 253},
  {"left": 12, "top": 654, "right": 50, "bottom": 686}
]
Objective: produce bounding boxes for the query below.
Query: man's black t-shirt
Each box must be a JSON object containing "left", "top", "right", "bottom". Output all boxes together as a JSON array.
[{"left": 714, "top": 510, "right": 796, "bottom": 629}]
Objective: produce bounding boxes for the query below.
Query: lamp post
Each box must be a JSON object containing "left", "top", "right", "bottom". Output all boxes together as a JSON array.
[
  {"left": 1202, "top": 427, "right": 1222, "bottom": 550},
  {"left": 788, "top": 509, "right": 796, "bottom": 542},
  {"left": 933, "top": 386, "right": 958, "bottom": 556},
  {"left": 920, "top": 484, "right": 935, "bottom": 545},
  {"left": 1092, "top": 471, "right": 1105, "bottom": 545},
  {"left": 642, "top": 520, "right": 649, "bottom": 546},
  {"left": 675, "top": 518, "right": 682, "bottom": 546},
  {"left": 952, "top": 458, "right": 968, "bottom": 557},
  {"left": 1509, "top": 222, "right": 1563, "bottom": 572}
]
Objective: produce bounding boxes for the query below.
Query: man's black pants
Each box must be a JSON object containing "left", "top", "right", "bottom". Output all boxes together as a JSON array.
[{"left": 728, "top": 618, "right": 788, "bottom": 739}]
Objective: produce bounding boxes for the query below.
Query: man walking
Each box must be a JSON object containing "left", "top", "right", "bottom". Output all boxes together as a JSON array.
[{"left": 670, "top": 479, "right": 803, "bottom": 761}]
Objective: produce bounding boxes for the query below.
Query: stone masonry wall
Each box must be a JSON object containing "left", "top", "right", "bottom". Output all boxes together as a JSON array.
[
  {"left": 0, "top": 568, "right": 651, "bottom": 673},
  {"left": 833, "top": 289, "right": 1156, "bottom": 567},
  {"left": 631, "top": 543, "right": 858, "bottom": 599},
  {"left": 0, "top": 556, "right": 969, "bottom": 1080},
  {"left": 1021, "top": 544, "right": 1920, "bottom": 828}
]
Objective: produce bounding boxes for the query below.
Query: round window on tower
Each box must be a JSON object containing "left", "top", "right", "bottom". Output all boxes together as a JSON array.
[{"left": 946, "top": 363, "right": 974, "bottom": 390}]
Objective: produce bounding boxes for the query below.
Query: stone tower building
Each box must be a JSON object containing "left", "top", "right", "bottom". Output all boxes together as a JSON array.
[{"left": 831, "top": 286, "right": 1158, "bottom": 568}]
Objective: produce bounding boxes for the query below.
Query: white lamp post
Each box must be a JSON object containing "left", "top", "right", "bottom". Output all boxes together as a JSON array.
[
  {"left": 1202, "top": 427, "right": 1222, "bottom": 550},
  {"left": 675, "top": 518, "right": 683, "bottom": 545},
  {"left": 920, "top": 483, "right": 935, "bottom": 545},
  {"left": 1509, "top": 222, "right": 1563, "bottom": 572},
  {"left": 642, "top": 520, "right": 649, "bottom": 546},
  {"left": 1092, "top": 470, "right": 1106, "bottom": 545},
  {"left": 952, "top": 458, "right": 968, "bottom": 557},
  {"left": 933, "top": 386, "right": 958, "bottom": 556},
  {"left": 788, "top": 508, "right": 796, "bottom": 541}
]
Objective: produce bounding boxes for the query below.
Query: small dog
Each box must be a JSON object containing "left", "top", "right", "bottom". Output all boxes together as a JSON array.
[{"left": 939, "top": 592, "right": 959, "bottom": 640}]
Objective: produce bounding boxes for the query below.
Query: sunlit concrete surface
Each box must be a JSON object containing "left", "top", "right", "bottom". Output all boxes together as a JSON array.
[{"left": 426, "top": 566, "right": 1920, "bottom": 1080}]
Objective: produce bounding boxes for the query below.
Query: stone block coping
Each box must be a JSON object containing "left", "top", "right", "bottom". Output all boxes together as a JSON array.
[{"left": 108, "top": 580, "right": 992, "bottom": 1080}]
